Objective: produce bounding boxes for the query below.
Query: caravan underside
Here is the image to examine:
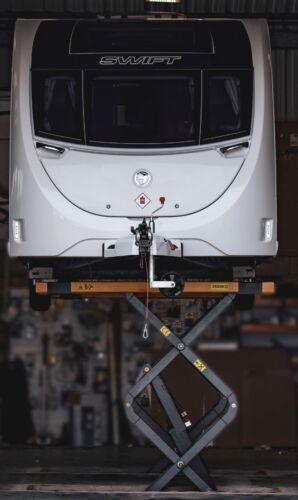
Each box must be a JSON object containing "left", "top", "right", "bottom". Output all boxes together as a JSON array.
[{"left": 27, "top": 255, "right": 266, "bottom": 282}]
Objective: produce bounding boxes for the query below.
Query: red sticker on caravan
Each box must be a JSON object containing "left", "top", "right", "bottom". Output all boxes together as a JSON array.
[{"left": 135, "top": 193, "right": 151, "bottom": 208}]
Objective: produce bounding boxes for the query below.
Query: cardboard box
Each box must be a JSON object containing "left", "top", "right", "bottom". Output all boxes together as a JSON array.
[
  {"left": 277, "top": 154, "right": 298, "bottom": 256},
  {"left": 242, "top": 370, "right": 296, "bottom": 447},
  {"left": 276, "top": 122, "right": 298, "bottom": 156}
]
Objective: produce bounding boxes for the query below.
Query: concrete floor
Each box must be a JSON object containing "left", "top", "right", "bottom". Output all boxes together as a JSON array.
[{"left": 0, "top": 447, "right": 296, "bottom": 498}]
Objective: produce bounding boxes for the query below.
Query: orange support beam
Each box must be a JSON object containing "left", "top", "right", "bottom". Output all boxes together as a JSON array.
[{"left": 35, "top": 280, "right": 276, "bottom": 297}]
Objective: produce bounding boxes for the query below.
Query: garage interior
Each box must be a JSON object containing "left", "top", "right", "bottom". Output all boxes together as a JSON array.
[{"left": 0, "top": 0, "right": 298, "bottom": 498}]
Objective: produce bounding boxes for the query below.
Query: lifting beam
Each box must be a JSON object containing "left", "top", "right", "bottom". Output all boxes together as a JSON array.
[
  {"left": 35, "top": 280, "right": 275, "bottom": 297},
  {"left": 125, "top": 292, "right": 238, "bottom": 492}
]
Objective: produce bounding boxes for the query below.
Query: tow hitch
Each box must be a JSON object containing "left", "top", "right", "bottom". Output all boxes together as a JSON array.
[{"left": 132, "top": 217, "right": 176, "bottom": 291}]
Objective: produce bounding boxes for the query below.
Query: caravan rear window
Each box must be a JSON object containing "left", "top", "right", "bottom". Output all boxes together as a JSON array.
[
  {"left": 201, "top": 70, "right": 253, "bottom": 143},
  {"left": 32, "top": 71, "right": 83, "bottom": 142},
  {"left": 85, "top": 76, "right": 196, "bottom": 146}
]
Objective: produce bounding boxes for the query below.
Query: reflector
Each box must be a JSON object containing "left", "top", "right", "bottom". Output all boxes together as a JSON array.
[{"left": 146, "top": 0, "right": 181, "bottom": 3}]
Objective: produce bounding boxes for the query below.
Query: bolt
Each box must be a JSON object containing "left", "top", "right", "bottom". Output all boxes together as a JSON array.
[
  {"left": 177, "top": 460, "right": 184, "bottom": 469},
  {"left": 126, "top": 402, "right": 131, "bottom": 408},
  {"left": 177, "top": 342, "right": 185, "bottom": 351},
  {"left": 175, "top": 204, "right": 179, "bottom": 209},
  {"left": 231, "top": 403, "right": 237, "bottom": 409},
  {"left": 144, "top": 366, "right": 150, "bottom": 373}
]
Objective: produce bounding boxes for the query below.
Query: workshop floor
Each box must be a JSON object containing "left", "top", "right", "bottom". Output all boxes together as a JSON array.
[{"left": 0, "top": 447, "right": 296, "bottom": 499}]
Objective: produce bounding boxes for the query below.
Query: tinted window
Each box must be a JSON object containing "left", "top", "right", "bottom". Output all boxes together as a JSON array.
[
  {"left": 85, "top": 76, "right": 196, "bottom": 146},
  {"left": 201, "top": 70, "right": 252, "bottom": 143},
  {"left": 70, "top": 21, "right": 213, "bottom": 54},
  {"left": 32, "top": 71, "right": 83, "bottom": 142}
]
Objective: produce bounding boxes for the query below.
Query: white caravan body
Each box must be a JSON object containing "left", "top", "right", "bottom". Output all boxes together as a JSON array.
[{"left": 9, "top": 18, "right": 277, "bottom": 282}]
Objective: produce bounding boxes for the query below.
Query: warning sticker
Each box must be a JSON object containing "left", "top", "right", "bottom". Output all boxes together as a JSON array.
[
  {"left": 71, "top": 282, "right": 96, "bottom": 292},
  {"left": 193, "top": 358, "right": 207, "bottom": 373},
  {"left": 210, "top": 283, "right": 231, "bottom": 291},
  {"left": 135, "top": 193, "right": 151, "bottom": 208},
  {"left": 160, "top": 325, "right": 171, "bottom": 337}
]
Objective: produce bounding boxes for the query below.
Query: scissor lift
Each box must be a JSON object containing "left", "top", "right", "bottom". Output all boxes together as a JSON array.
[
  {"left": 125, "top": 292, "right": 238, "bottom": 492},
  {"left": 34, "top": 278, "right": 275, "bottom": 492}
]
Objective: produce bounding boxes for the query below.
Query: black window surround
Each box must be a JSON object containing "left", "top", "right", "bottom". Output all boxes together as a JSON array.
[
  {"left": 70, "top": 20, "right": 214, "bottom": 54},
  {"left": 32, "top": 69, "right": 253, "bottom": 148},
  {"left": 32, "top": 20, "right": 253, "bottom": 70}
]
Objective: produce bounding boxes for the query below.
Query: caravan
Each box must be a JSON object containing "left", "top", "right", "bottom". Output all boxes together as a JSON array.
[{"left": 9, "top": 17, "right": 277, "bottom": 308}]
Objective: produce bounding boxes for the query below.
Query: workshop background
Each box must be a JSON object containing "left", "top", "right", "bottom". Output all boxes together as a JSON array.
[{"left": 0, "top": 0, "right": 297, "bottom": 497}]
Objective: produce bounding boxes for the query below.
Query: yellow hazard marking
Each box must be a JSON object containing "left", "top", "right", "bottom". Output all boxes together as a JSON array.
[
  {"left": 72, "top": 282, "right": 96, "bottom": 292},
  {"left": 160, "top": 325, "right": 171, "bottom": 337},
  {"left": 194, "top": 358, "right": 207, "bottom": 373}
]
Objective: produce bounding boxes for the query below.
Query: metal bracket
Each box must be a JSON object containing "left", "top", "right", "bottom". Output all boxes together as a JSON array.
[
  {"left": 233, "top": 266, "right": 255, "bottom": 279},
  {"left": 29, "top": 267, "right": 53, "bottom": 280},
  {"left": 149, "top": 251, "right": 175, "bottom": 289}
]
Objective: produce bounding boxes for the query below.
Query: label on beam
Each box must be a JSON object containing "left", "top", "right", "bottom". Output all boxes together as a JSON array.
[
  {"left": 193, "top": 358, "right": 207, "bottom": 373},
  {"left": 210, "top": 283, "right": 234, "bottom": 291},
  {"left": 160, "top": 326, "right": 171, "bottom": 337}
]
